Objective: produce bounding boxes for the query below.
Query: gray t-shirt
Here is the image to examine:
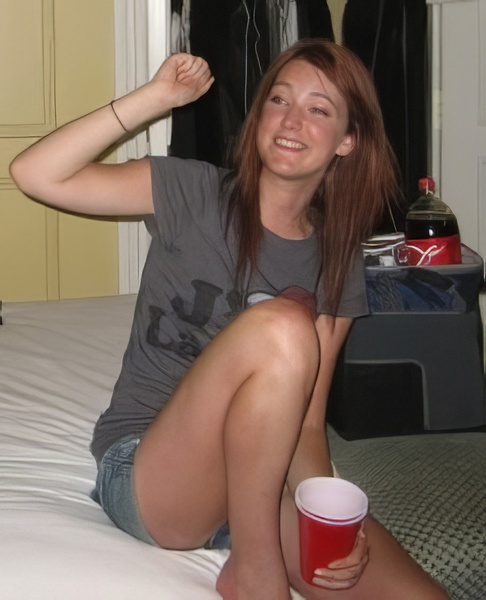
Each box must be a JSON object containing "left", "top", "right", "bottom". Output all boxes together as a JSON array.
[{"left": 90, "top": 157, "right": 368, "bottom": 463}]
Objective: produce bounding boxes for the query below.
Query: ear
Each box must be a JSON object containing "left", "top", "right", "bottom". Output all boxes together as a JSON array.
[{"left": 336, "top": 132, "right": 356, "bottom": 157}]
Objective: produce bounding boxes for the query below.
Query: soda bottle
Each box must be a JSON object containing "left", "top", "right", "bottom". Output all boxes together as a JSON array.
[{"left": 405, "top": 177, "right": 462, "bottom": 265}]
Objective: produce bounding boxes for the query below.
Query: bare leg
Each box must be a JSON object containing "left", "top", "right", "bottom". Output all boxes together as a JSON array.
[
  {"left": 133, "top": 298, "right": 320, "bottom": 600},
  {"left": 133, "top": 296, "right": 448, "bottom": 600},
  {"left": 277, "top": 313, "right": 450, "bottom": 600}
]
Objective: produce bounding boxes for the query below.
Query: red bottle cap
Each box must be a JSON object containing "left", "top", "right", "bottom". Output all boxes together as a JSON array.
[{"left": 418, "top": 177, "right": 435, "bottom": 194}]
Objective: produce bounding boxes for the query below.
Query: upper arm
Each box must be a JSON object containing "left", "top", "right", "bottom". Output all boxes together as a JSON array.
[
  {"left": 12, "top": 157, "right": 154, "bottom": 217},
  {"left": 71, "top": 158, "right": 154, "bottom": 216}
]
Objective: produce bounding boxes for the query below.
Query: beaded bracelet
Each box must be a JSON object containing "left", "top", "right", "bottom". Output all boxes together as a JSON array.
[{"left": 110, "top": 100, "right": 129, "bottom": 133}]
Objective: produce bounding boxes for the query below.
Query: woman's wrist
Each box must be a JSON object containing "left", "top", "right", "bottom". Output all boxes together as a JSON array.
[
  {"left": 109, "top": 100, "right": 129, "bottom": 133},
  {"left": 109, "top": 81, "right": 174, "bottom": 133}
]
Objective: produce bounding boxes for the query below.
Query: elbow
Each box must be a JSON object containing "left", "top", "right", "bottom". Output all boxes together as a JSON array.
[
  {"left": 9, "top": 154, "right": 40, "bottom": 200},
  {"left": 9, "top": 155, "right": 29, "bottom": 194},
  {"left": 9, "top": 156, "right": 20, "bottom": 185}
]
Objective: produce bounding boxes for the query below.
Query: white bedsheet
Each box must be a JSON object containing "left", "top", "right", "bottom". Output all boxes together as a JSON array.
[{"left": 0, "top": 295, "right": 304, "bottom": 600}]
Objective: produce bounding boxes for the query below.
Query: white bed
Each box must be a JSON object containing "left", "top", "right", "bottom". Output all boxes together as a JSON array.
[{"left": 0, "top": 294, "right": 305, "bottom": 599}]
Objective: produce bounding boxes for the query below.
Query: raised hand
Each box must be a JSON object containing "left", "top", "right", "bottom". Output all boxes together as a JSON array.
[{"left": 151, "top": 53, "right": 215, "bottom": 109}]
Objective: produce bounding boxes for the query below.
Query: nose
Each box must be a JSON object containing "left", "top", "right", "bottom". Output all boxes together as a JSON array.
[{"left": 281, "top": 106, "right": 303, "bottom": 131}]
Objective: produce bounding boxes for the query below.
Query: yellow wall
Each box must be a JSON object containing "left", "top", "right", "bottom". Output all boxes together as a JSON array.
[{"left": 0, "top": 0, "right": 118, "bottom": 301}]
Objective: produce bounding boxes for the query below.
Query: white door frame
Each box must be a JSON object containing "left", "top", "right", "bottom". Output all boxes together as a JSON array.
[{"left": 114, "top": 0, "right": 170, "bottom": 294}]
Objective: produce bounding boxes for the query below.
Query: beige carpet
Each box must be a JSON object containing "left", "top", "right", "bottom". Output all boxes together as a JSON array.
[{"left": 328, "top": 426, "right": 486, "bottom": 600}]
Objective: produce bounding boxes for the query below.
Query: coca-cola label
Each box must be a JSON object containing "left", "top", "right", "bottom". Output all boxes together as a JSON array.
[{"left": 405, "top": 235, "right": 462, "bottom": 266}]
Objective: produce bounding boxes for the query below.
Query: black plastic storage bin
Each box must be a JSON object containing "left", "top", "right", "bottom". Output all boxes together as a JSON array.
[{"left": 328, "top": 246, "right": 485, "bottom": 440}]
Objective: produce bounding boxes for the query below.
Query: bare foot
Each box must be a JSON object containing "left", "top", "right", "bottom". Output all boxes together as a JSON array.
[
  {"left": 216, "top": 552, "right": 292, "bottom": 600},
  {"left": 216, "top": 555, "right": 236, "bottom": 599}
]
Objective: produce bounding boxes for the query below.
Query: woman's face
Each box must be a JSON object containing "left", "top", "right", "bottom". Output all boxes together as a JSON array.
[{"left": 256, "top": 59, "right": 355, "bottom": 190}]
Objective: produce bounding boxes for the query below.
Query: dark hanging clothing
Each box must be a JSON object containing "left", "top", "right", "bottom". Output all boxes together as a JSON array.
[
  {"left": 170, "top": 0, "right": 334, "bottom": 167},
  {"left": 296, "top": 0, "right": 333, "bottom": 40},
  {"left": 342, "top": 0, "right": 428, "bottom": 230}
]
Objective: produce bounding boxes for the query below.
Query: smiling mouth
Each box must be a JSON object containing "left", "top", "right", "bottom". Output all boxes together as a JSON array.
[{"left": 275, "top": 137, "right": 306, "bottom": 150}]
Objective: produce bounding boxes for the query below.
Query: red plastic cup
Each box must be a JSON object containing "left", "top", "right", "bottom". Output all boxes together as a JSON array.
[{"left": 295, "top": 477, "right": 368, "bottom": 586}]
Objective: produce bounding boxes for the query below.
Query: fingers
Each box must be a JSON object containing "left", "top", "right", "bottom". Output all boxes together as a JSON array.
[
  {"left": 175, "top": 55, "right": 207, "bottom": 79},
  {"left": 327, "top": 526, "right": 368, "bottom": 569},
  {"left": 311, "top": 571, "right": 362, "bottom": 590},
  {"left": 172, "top": 54, "right": 213, "bottom": 88},
  {"left": 311, "top": 530, "right": 369, "bottom": 590},
  {"left": 149, "top": 53, "right": 214, "bottom": 109}
]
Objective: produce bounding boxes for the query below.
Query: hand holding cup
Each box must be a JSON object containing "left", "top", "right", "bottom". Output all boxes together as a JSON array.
[{"left": 295, "top": 477, "right": 369, "bottom": 587}]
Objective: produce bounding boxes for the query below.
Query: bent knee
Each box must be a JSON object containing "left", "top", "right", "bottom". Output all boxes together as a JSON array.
[
  {"left": 248, "top": 294, "right": 317, "bottom": 339},
  {"left": 246, "top": 295, "right": 320, "bottom": 374}
]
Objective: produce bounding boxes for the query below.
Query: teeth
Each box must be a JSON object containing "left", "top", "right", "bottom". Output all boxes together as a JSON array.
[{"left": 275, "top": 138, "right": 306, "bottom": 149}]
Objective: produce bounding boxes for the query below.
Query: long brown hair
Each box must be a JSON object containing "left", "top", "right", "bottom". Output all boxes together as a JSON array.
[{"left": 226, "top": 39, "right": 401, "bottom": 315}]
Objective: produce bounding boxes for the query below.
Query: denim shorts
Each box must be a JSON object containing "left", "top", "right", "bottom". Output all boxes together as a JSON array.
[
  {"left": 93, "top": 434, "right": 231, "bottom": 550},
  {"left": 93, "top": 434, "right": 158, "bottom": 545}
]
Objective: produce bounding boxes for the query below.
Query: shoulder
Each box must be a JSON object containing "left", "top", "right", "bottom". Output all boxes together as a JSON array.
[{"left": 148, "top": 156, "right": 232, "bottom": 237}]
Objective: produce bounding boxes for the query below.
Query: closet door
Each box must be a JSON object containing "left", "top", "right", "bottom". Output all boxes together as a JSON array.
[
  {"left": 0, "top": 0, "right": 118, "bottom": 302},
  {"left": 0, "top": 0, "right": 55, "bottom": 301}
]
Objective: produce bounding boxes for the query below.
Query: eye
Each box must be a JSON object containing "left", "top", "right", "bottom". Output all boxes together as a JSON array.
[
  {"left": 269, "top": 95, "right": 286, "bottom": 105},
  {"left": 310, "top": 106, "right": 329, "bottom": 116}
]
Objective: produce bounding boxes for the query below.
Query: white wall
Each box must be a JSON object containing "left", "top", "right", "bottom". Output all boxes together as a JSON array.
[{"left": 428, "top": 0, "right": 486, "bottom": 261}]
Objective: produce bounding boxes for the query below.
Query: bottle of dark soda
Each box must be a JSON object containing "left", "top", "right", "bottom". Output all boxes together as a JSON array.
[{"left": 405, "top": 177, "right": 462, "bottom": 265}]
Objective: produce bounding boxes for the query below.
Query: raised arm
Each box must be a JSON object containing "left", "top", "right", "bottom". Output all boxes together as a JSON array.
[{"left": 9, "top": 54, "right": 214, "bottom": 216}]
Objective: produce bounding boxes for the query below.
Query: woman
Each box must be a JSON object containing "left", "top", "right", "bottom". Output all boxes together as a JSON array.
[{"left": 10, "top": 40, "right": 448, "bottom": 600}]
